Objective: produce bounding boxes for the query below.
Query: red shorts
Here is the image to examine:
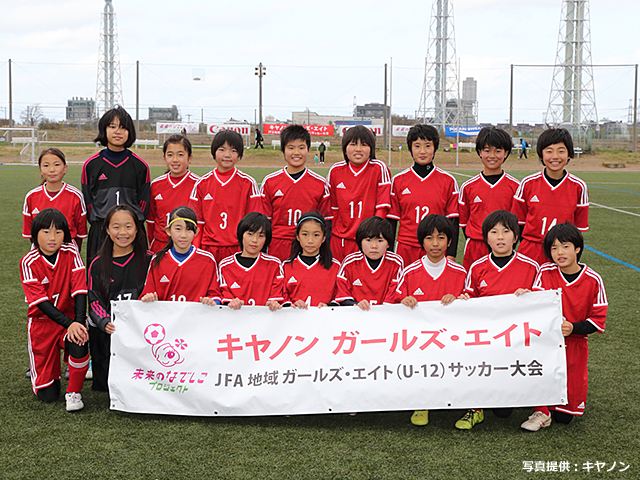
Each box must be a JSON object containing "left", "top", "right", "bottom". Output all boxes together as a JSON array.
[
  {"left": 517, "top": 238, "right": 548, "bottom": 266},
  {"left": 463, "top": 238, "right": 489, "bottom": 271},
  {"left": 268, "top": 237, "right": 294, "bottom": 262},
  {"left": 330, "top": 236, "right": 359, "bottom": 263},
  {"left": 202, "top": 244, "right": 241, "bottom": 264},
  {"left": 550, "top": 335, "right": 589, "bottom": 416},
  {"left": 28, "top": 317, "right": 68, "bottom": 395},
  {"left": 395, "top": 242, "right": 425, "bottom": 267}
]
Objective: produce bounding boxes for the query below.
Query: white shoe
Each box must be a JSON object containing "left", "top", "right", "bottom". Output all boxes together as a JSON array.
[
  {"left": 521, "top": 411, "right": 551, "bottom": 431},
  {"left": 65, "top": 392, "right": 84, "bottom": 412},
  {"left": 85, "top": 361, "right": 93, "bottom": 380}
]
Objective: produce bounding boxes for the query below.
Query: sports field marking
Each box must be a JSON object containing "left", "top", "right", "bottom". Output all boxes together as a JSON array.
[
  {"left": 584, "top": 245, "right": 640, "bottom": 273},
  {"left": 590, "top": 202, "right": 640, "bottom": 218},
  {"left": 588, "top": 185, "right": 640, "bottom": 195}
]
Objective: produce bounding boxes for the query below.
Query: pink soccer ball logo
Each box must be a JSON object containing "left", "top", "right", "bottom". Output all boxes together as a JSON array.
[{"left": 143, "top": 323, "right": 166, "bottom": 345}]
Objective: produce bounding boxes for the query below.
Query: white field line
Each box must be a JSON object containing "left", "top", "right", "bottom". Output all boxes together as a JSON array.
[
  {"left": 590, "top": 202, "right": 640, "bottom": 218},
  {"left": 450, "top": 172, "right": 640, "bottom": 218}
]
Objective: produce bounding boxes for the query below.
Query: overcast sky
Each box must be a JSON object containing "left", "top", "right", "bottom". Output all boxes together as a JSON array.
[{"left": 1, "top": 0, "right": 638, "bottom": 125}]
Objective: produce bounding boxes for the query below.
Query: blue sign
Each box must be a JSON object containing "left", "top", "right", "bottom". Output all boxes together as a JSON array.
[{"left": 445, "top": 126, "right": 484, "bottom": 137}]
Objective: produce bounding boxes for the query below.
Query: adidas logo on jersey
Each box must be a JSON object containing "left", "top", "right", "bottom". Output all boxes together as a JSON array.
[
  {"left": 287, "top": 276, "right": 298, "bottom": 284},
  {"left": 412, "top": 287, "right": 424, "bottom": 296},
  {"left": 98, "top": 173, "right": 108, "bottom": 181},
  {"left": 402, "top": 188, "right": 412, "bottom": 195},
  {"left": 578, "top": 402, "right": 585, "bottom": 409},
  {"left": 530, "top": 195, "right": 540, "bottom": 202},
  {"left": 353, "top": 278, "right": 363, "bottom": 286},
  {"left": 479, "top": 280, "right": 488, "bottom": 287},
  {"left": 160, "top": 275, "right": 170, "bottom": 283},
  {"left": 204, "top": 193, "right": 213, "bottom": 200},
  {"left": 275, "top": 190, "right": 284, "bottom": 197},
  {"left": 32, "top": 207, "right": 40, "bottom": 214},
  {"left": 155, "top": 193, "right": 163, "bottom": 200},
  {"left": 230, "top": 282, "right": 241, "bottom": 289},
  {"left": 473, "top": 196, "right": 483, "bottom": 203},
  {"left": 41, "top": 276, "right": 50, "bottom": 285},
  {"left": 336, "top": 182, "right": 346, "bottom": 189}
]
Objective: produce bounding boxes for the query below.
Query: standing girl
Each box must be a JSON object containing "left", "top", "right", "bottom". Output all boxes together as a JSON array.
[
  {"left": 87, "top": 204, "right": 151, "bottom": 391},
  {"left": 82, "top": 106, "right": 150, "bottom": 263},
  {"left": 141, "top": 206, "right": 221, "bottom": 305},
  {"left": 283, "top": 212, "right": 340, "bottom": 308},
  {"left": 20, "top": 209, "right": 89, "bottom": 411},
  {"left": 23, "top": 148, "right": 87, "bottom": 248},
  {"left": 326, "top": 126, "right": 391, "bottom": 262},
  {"left": 147, "top": 135, "right": 200, "bottom": 253}
]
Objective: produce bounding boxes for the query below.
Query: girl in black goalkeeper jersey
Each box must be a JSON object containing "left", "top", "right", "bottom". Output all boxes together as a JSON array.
[
  {"left": 87, "top": 205, "right": 151, "bottom": 391},
  {"left": 82, "top": 106, "right": 150, "bottom": 264}
]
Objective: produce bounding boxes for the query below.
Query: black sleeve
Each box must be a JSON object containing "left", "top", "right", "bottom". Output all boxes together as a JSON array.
[
  {"left": 388, "top": 219, "right": 398, "bottom": 249},
  {"left": 138, "top": 163, "right": 151, "bottom": 220},
  {"left": 447, "top": 217, "right": 460, "bottom": 258},
  {"left": 87, "top": 260, "right": 111, "bottom": 332},
  {"left": 37, "top": 301, "right": 73, "bottom": 329},
  {"left": 88, "top": 289, "right": 111, "bottom": 332},
  {"left": 74, "top": 294, "right": 87, "bottom": 324},
  {"left": 571, "top": 321, "right": 598, "bottom": 336}
]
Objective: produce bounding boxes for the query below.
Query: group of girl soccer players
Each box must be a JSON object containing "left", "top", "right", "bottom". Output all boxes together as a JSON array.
[{"left": 20, "top": 107, "right": 606, "bottom": 435}]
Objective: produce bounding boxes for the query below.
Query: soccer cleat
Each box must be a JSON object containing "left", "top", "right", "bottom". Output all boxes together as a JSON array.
[
  {"left": 411, "top": 410, "right": 429, "bottom": 426},
  {"left": 521, "top": 411, "right": 552, "bottom": 431},
  {"left": 65, "top": 392, "right": 84, "bottom": 412},
  {"left": 455, "top": 409, "right": 484, "bottom": 430},
  {"left": 85, "top": 361, "right": 93, "bottom": 380}
]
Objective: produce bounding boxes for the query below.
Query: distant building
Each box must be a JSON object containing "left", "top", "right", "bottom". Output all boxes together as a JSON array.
[
  {"left": 354, "top": 102, "right": 385, "bottom": 119},
  {"left": 149, "top": 106, "right": 180, "bottom": 122},
  {"left": 461, "top": 77, "right": 478, "bottom": 127},
  {"left": 66, "top": 97, "right": 95, "bottom": 123}
]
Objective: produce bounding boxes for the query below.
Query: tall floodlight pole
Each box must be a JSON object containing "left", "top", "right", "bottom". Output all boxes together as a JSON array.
[
  {"left": 8, "top": 59, "right": 12, "bottom": 143},
  {"left": 417, "top": 0, "right": 460, "bottom": 131},
  {"left": 545, "top": 0, "right": 597, "bottom": 133},
  {"left": 255, "top": 63, "right": 266, "bottom": 133},
  {"left": 95, "top": 0, "right": 123, "bottom": 119}
]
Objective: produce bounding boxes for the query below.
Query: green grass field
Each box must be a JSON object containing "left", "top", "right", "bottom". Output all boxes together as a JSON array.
[{"left": 1, "top": 164, "right": 639, "bottom": 479}]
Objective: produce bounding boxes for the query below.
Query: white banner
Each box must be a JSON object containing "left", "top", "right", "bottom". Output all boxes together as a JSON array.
[
  {"left": 156, "top": 123, "right": 200, "bottom": 134},
  {"left": 392, "top": 125, "right": 412, "bottom": 137},
  {"left": 207, "top": 123, "right": 251, "bottom": 136},
  {"left": 109, "top": 290, "right": 566, "bottom": 417},
  {"left": 338, "top": 125, "right": 383, "bottom": 137}
]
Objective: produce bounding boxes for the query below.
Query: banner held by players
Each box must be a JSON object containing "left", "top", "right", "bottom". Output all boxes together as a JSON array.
[{"left": 109, "top": 290, "right": 567, "bottom": 417}]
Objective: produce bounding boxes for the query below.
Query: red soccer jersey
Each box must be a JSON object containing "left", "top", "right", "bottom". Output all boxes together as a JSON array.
[
  {"left": 326, "top": 160, "right": 391, "bottom": 240},
  {"left": 260, "top": 167, "right": 330, "bottom": 240},
  {"left": 142, "top": 248, "right": 221, "bottom": 303},
  {"left": 388, "top": 257, "right": 466, "bottom": 303},
  {"left": 283, "top": 256, "right": 341, "bottom": 306},
  {"left": 22, "top": 183, "right": 87, "bottom": 241},
  {"left": 20, "top": 243, "right": 87, "bottom": 319},
  {"left": 459, "top": 173, "right": 520, "bottom": 241},
  {"left": 188, "top": 168, "right": 261, "bottom": 248},
  {"left": 219, "top": 253, "right": 285, "bottom": 305},
  {"left": 335, "top": 251, "right": 403, "bottom": 305},
  {"left": 464, "top": 253, "right": 539, "bottom": 298},
  {"left": 511, "top": 171, "right": 589, "bottom": 244},
  {"left": 147, "top": 171, "right": 200, "bottom": 252},
  {"left": 388, "top": 166, "right": 459, "bottom": 247},
  {"left": 533, "top": 263, "right": 607, "bottom": 333}
]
